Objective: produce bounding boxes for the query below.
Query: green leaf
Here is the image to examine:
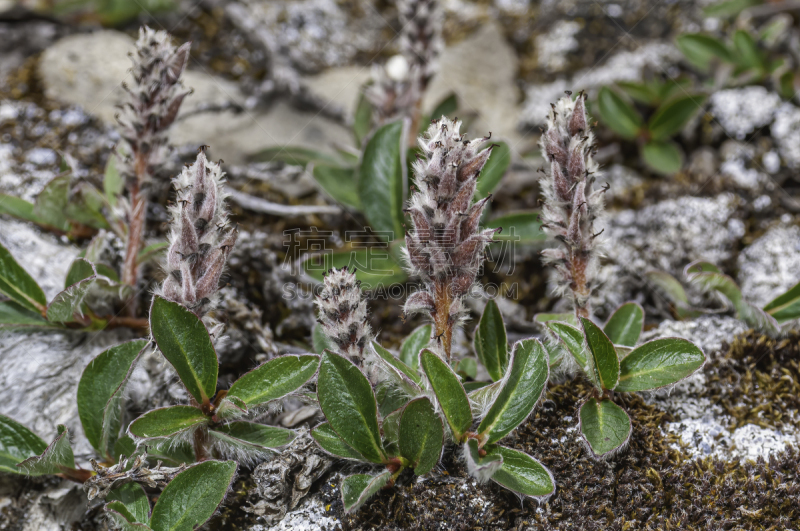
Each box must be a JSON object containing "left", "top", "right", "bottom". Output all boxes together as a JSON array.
[
  {"left": 128, "top": 406, "right": 208, "bottom": 440},
  {"left": 467, "top": 380, "right": 501, "bottom": 417},
  {"left": 399, "top": 324, "right": 431, "bottom": 369},
  {"left": 149, "top": 297, "right": 218, "bottom": 404},
  {"left": 341, "top": 471, "right": 392, "bottom": 514},
  {"left": 485, "top": 211, "right": 546, "bottom": 244},
  {"left": 779, "top": 71, "right": 795, "bottom": 101},
  {"left": 140, "top": 439, "right": 195, "bottom": 467},
  {"left": 312, "top": 322, "right": 334, "bottom": 354},
  {"left": 0, "top": 301, "right": 57, "bottom": 329},
  {"left": 597, "top": 87, "right": 643, "bottom": 140},
  {"left": 484, "top": 445, "right": 555, "bottom": 498},
  {"left": 0, "top": 415, "right": 47, "bottom": 474},
  {"left": 420, "top": 349, "right": 472, "bottom": 441},
  {"left": 703, "top": 0, "right": 759, "bottom": 17},
  {"left": 474, "top": 299, "right": 509, "bottom": 382},
  {"left": 733, "top": 30, "right": 764, "bottom": 70},
  {"left": 580, "top": 317, "right": 620, "bottom": 391},
  {"left": 17, "top": 424, "right": 75, "bottom": 476},
  {"left": 311, "top": 422, "right": 363, "bottom": 460},
  {"left": 0, "top": 242, "right": 47, "bottom": 314},
  {"left": 475, "top": 142, "right": 511, "bottom": 199},
  {"left": 137, "top": 242, "right": 169, "bottom": 266},
  {"left": 645, "top": 270, "right": 703, "bottom": 319},
  {"left": 358, "top": 120, "right": 406, "bottom": 239},
  {"left": 0, "top": 194, "right": 44, "bottom": 225},
  {"left": 648, "top": 95, "right": 706, "bottom": 141},
  {"left": 455, "top": 357, "right": 478, "bottom": 379},
  {"left": 311, "top": 164, "right": 361, "bottom": 210},
  {"left": 112, "top": 435, "right": 138, "bottom": 462},
  {"left": 764, "top": 281, "right": 800, "bottom": 323},
  {"left": 104, "top": 155, "right": 124, "bottom": 207},
  {"left": 429, "top": 93, "right": 458, "bottom": 124},
  {"left": 226, "top": 354, "right": 319, "bottom": 409},
  {"left": 381, "top": 408, "right": 402, "bottom": 448},
  {"left": 78, "top": 339, "right": 147, "bottom": 460},
  {"left": 248, "top": 146, "right": 341, "bottom": 167},
  {"left": 105, "top": 501, "right": 152, "bottom": 530},
  {"left": 579, "top": 398, "right": 631, "bottom": 457},
  {"left": 642, "top": 140, "right": 684, "bottom": 175},
  {"left": 616, "top": 338, "right": 706, "bottom": 392},
  {"left": 676, "top": 34, "right": 732, "bottom": 70},
  {"left": 302, "top": 249, "right": 407, "bottom": 290},
  {"left": 603, "top": 302, "right": 644, "bottom": 347},
  {"left": 149, "top": 460, "right": 236, "bottom": 531},
  {"left": 534, "top": 312, "right": 578, "bottom": 327},
  {"left": 616, "top": 81, "right": 659, "bottom": 106},
  {"left": 464, "top": 438, "right": 503, "bottom": 480},
  {"left": 353, "top": 91, "right": 373, "bottom": 146},
  {"left": 317, "top": 352, "right": 385, "bottom": 464},
  {"left": 477, "top": 339, "right": 549, "bottom": 445},
  {"left": 372, "top": 342, "right": 422, "bottom": 387},
  {"left": 546, "top": 321, "right": 587, "bottom": 369},
  {"left": 107, "top": 483, "right": 151, "bottom": 524},
  {"left": 33, "top": 176, "right": 71, "bottom": 232},
  {"left": 209, "top": 421, "right": 295, "bottom": 451},
  {"left": 399, "top": 398, "right": 443, "bottom": 475},
  {"left": 65, "top": 182, "right": 110, "bottom": 229},
  {"left": 47, "top": 259, "right": 100, "bottom": 323}
]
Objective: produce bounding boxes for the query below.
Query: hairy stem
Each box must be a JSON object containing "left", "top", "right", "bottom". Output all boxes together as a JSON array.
[
  {"left": 434, "top": 281, "right": 453, "bottom": 361},
  {"left": 193, "top": 426, "right": 210, "bottom": 462}
]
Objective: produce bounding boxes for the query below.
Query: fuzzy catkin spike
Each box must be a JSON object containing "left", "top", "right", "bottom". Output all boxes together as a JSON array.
[
  {"left": 161, "top": 149, "right": 237, "bottom": 325},
  {"left": 118, "top": 26, "right": 191, "bottom": 300},
  {"left": 314, "top": 268, "right": 373, "bottom": 366},
  {"left": 365, "top": 0, "right": 442, "bottom": 135},
  {"left": 403, "top": 117, "right": 498, "bottom": 360},
  {"left": 538, "top": 92, "right": 605, "bottom": 319}
]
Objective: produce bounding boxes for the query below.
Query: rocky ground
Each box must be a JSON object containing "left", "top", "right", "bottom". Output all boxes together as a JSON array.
[{"left": 1, "top": 0, "right": 799, "bottom": 530}]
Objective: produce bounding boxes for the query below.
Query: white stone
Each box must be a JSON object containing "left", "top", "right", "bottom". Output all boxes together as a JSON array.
[
  {"left": 535, "top": 20, "right": 580, "bottom": 73},
  {"left": 709, "top": 87, "right": 782, "bottom": 140},
  {"left": 737, "top": 224, "right": 800, "bottom": 307},
  {"left": 771, "top": 102, "right": 800, "bottom": 169}
]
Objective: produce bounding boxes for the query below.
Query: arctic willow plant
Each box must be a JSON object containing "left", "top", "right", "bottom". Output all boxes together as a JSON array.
[
  {"left": 538, "top": 94, "right": 707, "bottom": 457},
  {"left": 404, "top": 117, "right": 499, "bottom": 361},
  {"left": 117, "top": 26, "right": 191, "bottom": 300}
]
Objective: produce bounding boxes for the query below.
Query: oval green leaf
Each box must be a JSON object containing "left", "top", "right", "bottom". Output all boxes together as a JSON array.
[
  {"left": 358, "top": 120, "right": 405, "bottom": 239},
  {"left": 311, "top": 422, "right": 363, "bottom": 460},
  {"left": 419, "top": 349, "right": 472, "bottom": 441},
  {"left": 484, "top": 444, "right": 555, "bottom": 498},
  {"left": 616, "top": 337, "right": 705, "bottom": 392},
  {"left": 676, "top": 34, "right": 731, "bottom": 70},
  {"left": 317, "top": 352, "right": 384, "bottom": 464},
  {"left": 372, "top": 342, "right": 421, "bottom": 386},
  {"left": 341, "top": 471, "right": 392, "bottom": 514},
  {"left": 485, "top": 211, "right": 546, "bottom": 244},
  {"left": 580, "top": 317, "right": 620, "bottom": 391},
  {"left": 474, "top": 299, "right": 509, "bottom": 382},
  {"left": 128, "top": 406, "right": 208, "bottom": 440},
  {"left": 311, "top": 164, "right": 361, "bottom": 210},
  {"left": 603, "top": 302, "right": 644, "bottom": 347},
  {"left": 648, "top": 95, "right": 706, "bottom": 141},
  {"left": 477, "top": 339, "right": 549, "bottom": 445},
  {"left": 399, "top": 398, "right": 443, "bottom": 476},
  {"left": 0, "top": 415, "right": 47, "bottom": 474},
  {"left": 302, "top": 249, "right": 407, "bottom": 290},
  {"left": 227, "top": 354, "right": 319, "bottom": 409},
  {"left": 0, "top": 242, "right": 47, "bottom": 314},
  {"left": 107, "top": 483, "right": 150, "bottom": 525},
  {"left": 597, "top": 87, "right": 642, "bottom": 140},
  {"left": 763, "top": 280, "right": 800, "bottom": 323},
  {"left": 465, "top": 438, "right": 503, "bottom": 481},
  {"left": 642, "top": 141, "right": 684, "bottom": 175},
  {"left": 399, "top": 324, "right": 431, "bottom": 369},
  {"left": 579, "top": 398, "right": 631, "bottom": 457},
  {"left": 17, "top": 424, "right": 75, "bottom": 476},
  {"left": 475, "top": 142, "right": 510, "bottom": 199},
  {"left": 0, "top": 300, "right": 56, "bottom": 329},
  {"left": 149, "top": 460, "right": 236, "bottom": 531},
  {"left": 78, "top": 339, "right": 148, "bottom": 460},
  {"left": 209, "top": 421, "right": 295, "bottom": 451},
  {"left": 149, "top": 297, "right": 218, "bottom": 404},
  {"left": 546, "top": 321, "right": 587, "bottom": 370}
]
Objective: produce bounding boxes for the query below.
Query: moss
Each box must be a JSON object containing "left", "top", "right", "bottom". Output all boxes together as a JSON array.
[{"left": 705, "top": 330, "right": 800, "bottom": 431}]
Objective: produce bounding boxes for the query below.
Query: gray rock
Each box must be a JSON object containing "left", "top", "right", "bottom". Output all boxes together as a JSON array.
[
  {"left": 771, "top": 102, "right": 800, "bottom": 169},
  {"left": 590, "top": 194, "right": 741, "bottom": 315},
  {"left": 520, "top": 42, "right": 681, "bottom": 128},
  {"left": 0, "top": 219, "right": 78, "bottom": 301},
  {"left": 0, "top": 328, "right": 135, "bottom": 463},
  {"left": 737, "top": 223, "right": 800, "bottom": 307},
  {"left": 0, "top": 476, "right": 89, "bottom": 531},
  {"left": 709, "top": 87, "right": 782, "bottom": 141},
  {"left": 718, "top": 140, "right": 769, "bottom": 191},
  {"left": 535, "top": 20, "right": 580, "bottom": 73}
]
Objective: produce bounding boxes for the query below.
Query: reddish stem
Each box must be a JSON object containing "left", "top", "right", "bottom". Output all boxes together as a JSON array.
[{"left": 433, "top": 280, "right": 453, "bottom": 361}]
